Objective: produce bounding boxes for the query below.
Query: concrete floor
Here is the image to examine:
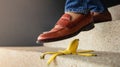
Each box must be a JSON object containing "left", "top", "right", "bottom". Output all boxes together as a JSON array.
[{"left": 0, "top": 46, "right": 120, "bottom": 67}]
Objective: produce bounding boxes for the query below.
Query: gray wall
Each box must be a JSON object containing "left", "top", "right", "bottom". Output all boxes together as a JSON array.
[{"left": 0, "top": 0, "right": 65, "bottom": 46}]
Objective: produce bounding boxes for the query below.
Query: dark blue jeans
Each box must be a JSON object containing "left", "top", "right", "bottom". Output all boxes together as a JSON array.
[{"left": 65, "top": 0, "right": 105, "bottom": 14}]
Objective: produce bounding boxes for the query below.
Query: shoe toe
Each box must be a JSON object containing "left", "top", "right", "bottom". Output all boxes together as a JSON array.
[{"left": 37, "top": 31, "right": 59, "bottom": 40}]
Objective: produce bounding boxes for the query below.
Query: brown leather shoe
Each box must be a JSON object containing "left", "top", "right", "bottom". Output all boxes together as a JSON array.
[
  {"left": 37, "top": 13, "right": 93, "bottom": 42},
  {"left": 92, "top": 11, "right": 112, "bottom": 22}
]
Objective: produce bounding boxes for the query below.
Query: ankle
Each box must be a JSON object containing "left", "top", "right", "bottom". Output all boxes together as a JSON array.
[{"left": 65, "top": 12, "right": 84, "bottom": 21}]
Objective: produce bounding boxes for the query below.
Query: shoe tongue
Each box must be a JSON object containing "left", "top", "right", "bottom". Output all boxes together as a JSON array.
[{"left": 56, "top": 14, "right": 71, "bottom": 27}]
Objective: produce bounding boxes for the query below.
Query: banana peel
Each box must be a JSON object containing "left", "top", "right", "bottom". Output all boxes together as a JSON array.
[{"left": 40, "top": 39, "right": 97, "bottom": 65}]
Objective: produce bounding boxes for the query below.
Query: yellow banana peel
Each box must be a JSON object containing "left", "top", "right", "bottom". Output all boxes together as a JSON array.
[{"left": 40, "top": 39, "right": 97, "bottom": 65}]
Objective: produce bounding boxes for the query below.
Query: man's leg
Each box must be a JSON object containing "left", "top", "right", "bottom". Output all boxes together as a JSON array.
[
  {"left": 65, "top": 0, "right": 112, "bottom": 22},
  {"left": 37, "top": 0, "right": 111, "bottom": 42}
]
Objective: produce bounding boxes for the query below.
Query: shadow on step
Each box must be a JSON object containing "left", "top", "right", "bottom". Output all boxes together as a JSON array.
[
  {"left": 81, "top": 20, "right": 112, "bottom": 31},
  {"left": 0, "top": 44, "right": 43, "bottom": 47}
]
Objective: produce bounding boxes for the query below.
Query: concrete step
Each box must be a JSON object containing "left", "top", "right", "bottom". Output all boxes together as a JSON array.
[
  {"left": 108, "top": 5, "right": 120, "bottom": 20},
  {"left": 0, "top": 46, "right": 120, "bottom": 67},
  {"left": 44, "top": 20, "right": 120, "bottom": 52}
]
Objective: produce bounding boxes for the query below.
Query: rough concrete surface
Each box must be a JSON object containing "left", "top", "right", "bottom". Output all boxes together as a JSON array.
[
  {"left": 0, "top": 47, "right": 120, "bottom": 67},
  {"left": 108, "top": 5, "right": 120, "bottom": 20}
]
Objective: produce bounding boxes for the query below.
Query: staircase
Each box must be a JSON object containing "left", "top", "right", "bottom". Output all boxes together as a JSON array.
[{"left": 0, "top": 5, "right": 120, "bottom": 67}]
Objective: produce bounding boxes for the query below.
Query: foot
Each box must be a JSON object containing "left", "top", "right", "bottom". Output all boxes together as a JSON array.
[{"left": 37, "top": 12, "right": 93, "bottom": 42}]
